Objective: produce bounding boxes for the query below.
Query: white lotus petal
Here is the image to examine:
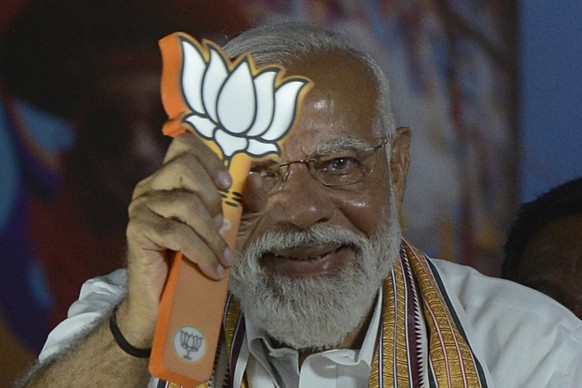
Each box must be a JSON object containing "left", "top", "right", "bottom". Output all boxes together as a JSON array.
[
  {"left": 262, "top": 80, "right": 309, "bottom": 141},
  {"left": 247, "top": 139, "right": 279, "bottom": 157},
  {"left": 246, "top": 70, "right": 277, "bottom": 137},
  {"left": 185, "top": 115, "right": 216, "bottom": 139},
  {"left": 202, "top": 47, "right": 229, "bottom": 123},
  {"left": 217, "top": 60, "right": 256, "bottom": 134},
  {"left": 181, "top": 39, "right": 207, "bottom": 115},
  {"left": 215, "top": 129, "right": 248, "bottom": 158}
]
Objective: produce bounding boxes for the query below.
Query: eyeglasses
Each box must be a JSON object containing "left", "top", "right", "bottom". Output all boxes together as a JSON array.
[{"left": 250, "top": 138, "right": 389, "bottom": 194}]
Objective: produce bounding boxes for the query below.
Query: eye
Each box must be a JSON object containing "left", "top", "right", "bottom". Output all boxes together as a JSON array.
[
  {"left": 251, "top": 162, "right": 283, "bottom": 192},
  {"left": 251, "top": 162, "right": 281, "bottom": 179},
  {"left": 318, "top": 156, "right": 360, "bottom": 175}
]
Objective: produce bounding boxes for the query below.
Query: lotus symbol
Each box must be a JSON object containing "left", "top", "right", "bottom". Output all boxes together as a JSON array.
[
  {"left": 176, "top": 35, "right": 312, "bottom": 164},
  {"left": 179, "top": 329, "right": 203, "bottom": 360}
]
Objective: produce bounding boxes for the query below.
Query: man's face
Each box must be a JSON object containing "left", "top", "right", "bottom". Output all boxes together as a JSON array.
[
  {"left": 244, "top": 52, "right": 394, "bottom": 267},
  {"left": 517, "top": 214, "right": 582, "bottom": 319},
  {"left": 230, "top": 52, "right": 409, "bottom": 349}
]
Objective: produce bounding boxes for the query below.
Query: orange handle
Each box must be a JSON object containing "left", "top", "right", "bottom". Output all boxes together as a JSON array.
[
  {"left": 149, "top": 32, "right": 310, "bottom": 386},
  {"left": 149, "top": 157, "right": 249, "bottom": 387}
]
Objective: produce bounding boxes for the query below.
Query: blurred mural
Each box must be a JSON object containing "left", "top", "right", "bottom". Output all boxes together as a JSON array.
[{"left": 0, "top": 0, "right": 517, "bottom": 384}]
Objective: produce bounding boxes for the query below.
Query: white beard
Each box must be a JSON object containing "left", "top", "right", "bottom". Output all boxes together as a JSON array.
[{"left": 229, "top": 201, "right": 401, "bottom": 351}]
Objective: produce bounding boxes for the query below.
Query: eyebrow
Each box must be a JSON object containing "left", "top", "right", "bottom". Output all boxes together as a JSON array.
[
  {"left": 250, "top": 136, "right": 383, "bottom": 168},
  {"left": 311, "top": 136, "right": 376, "bottom": 155}
]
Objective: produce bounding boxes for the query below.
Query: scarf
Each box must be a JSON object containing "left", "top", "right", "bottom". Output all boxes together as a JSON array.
[{"left": 157, "top": 241, "right": 488, "bottom": 387}]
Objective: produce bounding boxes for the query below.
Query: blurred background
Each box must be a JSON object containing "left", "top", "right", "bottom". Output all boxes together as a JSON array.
[{"left": 0, "top": 0, "right": 579, "bottom": 384}]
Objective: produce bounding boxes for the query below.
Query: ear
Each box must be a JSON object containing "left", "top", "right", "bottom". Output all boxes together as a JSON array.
[{"left": 389, "top": 127, "right": 411, "bottom": 207}]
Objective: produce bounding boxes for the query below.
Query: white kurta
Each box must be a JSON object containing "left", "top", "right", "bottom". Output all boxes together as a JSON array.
[{"left": 39, "top": 258, "right": 582, "bottom": 387}]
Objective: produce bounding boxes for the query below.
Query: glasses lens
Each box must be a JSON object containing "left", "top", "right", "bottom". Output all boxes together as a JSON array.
[
  {"left": 250, "top": 138, "right": 386, "bottom": 192},
  {"left": 312, "top": 155, "right": 367, "bottom": 186},
  {"left": 251, "top": 162, "right": 283, "bottom": 192}
]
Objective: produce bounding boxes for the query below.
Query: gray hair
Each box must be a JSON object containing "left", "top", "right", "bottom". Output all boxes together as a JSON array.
[{"left": 223, "top": 22, "right": 396, "bottom": 140}]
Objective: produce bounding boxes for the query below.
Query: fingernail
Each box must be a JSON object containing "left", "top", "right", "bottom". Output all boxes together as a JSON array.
[
  {"left": 223, "top": 247, "right": 235, "bottom": 266},
  {"left": 217, "top": 171, "right": 232, "bottom": 189},
  {"left": 214, "top": 214, "right": 224, "bottom": 230},
  {"left": 216, "top": 264, "right": 225, "bottom": 278}
]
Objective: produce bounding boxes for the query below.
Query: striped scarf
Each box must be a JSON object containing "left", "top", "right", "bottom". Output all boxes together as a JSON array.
[{"left": 157, "top": 241, "right": 488, "bottom": 387}]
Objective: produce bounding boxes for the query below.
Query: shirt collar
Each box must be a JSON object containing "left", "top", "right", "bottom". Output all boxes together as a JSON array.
[{"left": 245, "top": 286, "right": 383, "bottom": 368}]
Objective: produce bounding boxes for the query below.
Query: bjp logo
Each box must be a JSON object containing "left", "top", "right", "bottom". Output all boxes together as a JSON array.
[{"left": 161, "top": 33, "right": 312, "bottom": 166}]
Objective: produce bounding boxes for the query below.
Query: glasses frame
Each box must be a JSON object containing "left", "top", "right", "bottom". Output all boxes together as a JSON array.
[{"left": 250, "top": 137, "right": 389, "bottom": 193}]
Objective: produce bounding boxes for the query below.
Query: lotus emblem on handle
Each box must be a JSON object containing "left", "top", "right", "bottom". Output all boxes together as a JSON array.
[{"left": 176, "top": 35, "right": 312, "bottom": 165}]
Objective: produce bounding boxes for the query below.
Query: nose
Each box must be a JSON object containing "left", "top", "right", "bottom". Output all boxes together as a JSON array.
[{"left": 268, "top": 164, "right": 335, "bottom": 230}]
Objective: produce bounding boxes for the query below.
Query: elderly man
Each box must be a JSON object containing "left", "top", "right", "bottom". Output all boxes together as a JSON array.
[{"left": 21, "top": 23, "right": 582, "bottom": 387}]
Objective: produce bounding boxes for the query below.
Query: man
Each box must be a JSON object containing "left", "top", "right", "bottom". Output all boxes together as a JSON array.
[
  {"left": 502, "top": 177, "right": 582, "bottom": 319},
  {"left": 21, "top": 23, "right": 582, "bottom": 387}
]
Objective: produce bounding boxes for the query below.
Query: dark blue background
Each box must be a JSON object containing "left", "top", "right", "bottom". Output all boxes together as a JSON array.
[{"left": 520, "top": 1, "right": 582, "bottom": 202}]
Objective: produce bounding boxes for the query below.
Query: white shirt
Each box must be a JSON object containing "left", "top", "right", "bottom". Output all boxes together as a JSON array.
[
  {"left": 39, "top": 259, "right": 582, "bottom": 387},
  {"left": 240, "top": 289, "right": 382, "bottom": 388}
]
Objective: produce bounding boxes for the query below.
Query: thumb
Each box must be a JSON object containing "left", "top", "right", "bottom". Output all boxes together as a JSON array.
[{"left": 236, "top": 172, "right": 267, "bottom": 250}]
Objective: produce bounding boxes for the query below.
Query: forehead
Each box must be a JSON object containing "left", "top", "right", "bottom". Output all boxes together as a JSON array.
[{"left": 281, "top": 51, "right": 382, "bottom": 156}]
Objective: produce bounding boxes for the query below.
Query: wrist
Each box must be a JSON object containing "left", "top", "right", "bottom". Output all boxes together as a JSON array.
[
  {"left": 113, "top": 299, "right": 157, "bottom": 350},
  {"left": 109, "top": 304, "right": 152, "bottom": 358}
]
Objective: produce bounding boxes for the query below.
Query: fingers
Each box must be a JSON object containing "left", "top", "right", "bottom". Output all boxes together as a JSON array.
[
  {"left": 129, "top": 190, "right": 232, "bottom": 277},
  {"left": 164, "top": 133, "right": 232, "bottom": 190},
  {"left": 127, "top": 132, "right": 235, "bottom": 285},
  {"left": 133, "top": 134, "right": 231, "bottom": 199}
]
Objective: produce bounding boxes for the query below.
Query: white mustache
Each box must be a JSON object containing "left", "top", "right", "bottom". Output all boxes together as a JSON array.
[{"left": 242, "top": 225, "right": 367, "bottom": 259}]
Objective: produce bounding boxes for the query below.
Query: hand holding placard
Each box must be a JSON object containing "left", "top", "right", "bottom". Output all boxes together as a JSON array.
[{"left": 149, "top": 33, "right": 312, "bottom": 386}]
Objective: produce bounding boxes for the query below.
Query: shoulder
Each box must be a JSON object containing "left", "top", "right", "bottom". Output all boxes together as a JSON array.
[
  {"left": 428, "top": 258, "right": 582, "bottom": 386},
  {"left": 429, "top": 257, "right": 581, "bottom": 333}
]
